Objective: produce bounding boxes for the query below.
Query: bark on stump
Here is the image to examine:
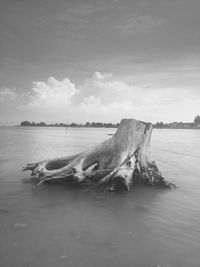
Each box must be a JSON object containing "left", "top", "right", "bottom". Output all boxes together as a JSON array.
[{"left": 23, "top": 118, "right": 175, "bottom": 191}]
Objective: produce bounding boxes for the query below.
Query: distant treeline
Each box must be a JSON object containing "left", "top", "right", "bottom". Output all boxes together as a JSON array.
[
  {"left": 20, "top": 121, "right": 119, "bottom": 128},
  {"left": 19, "top": 115, "right": 200, "bottom": 129},
  {"left": 154, "top": 115, "right": 200, "bottom": 129},
  {"left": 154, "top": 122, "right": 196, "bottom": 129}
]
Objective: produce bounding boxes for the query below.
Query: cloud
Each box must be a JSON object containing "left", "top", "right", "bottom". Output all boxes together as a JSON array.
[
  {"left": 80, "top": 95, "right": 102, "bottom": 108},
  {"left": 0, "top": 88, "right": 16, "bottom": 102},
  {"left": 76, "top": 72, "right": 163, "bottom": 121},
  {"left": 26, "top": 76, "right": 79, "bottom": 108},
  {"left": 17, "top": 71, "right": 200, "bottom": 123},
  {"left": 92, "top": 71, "right": 112, "bottom": 80},
  {"left": 21, "top": 72, "right": 160, "bottom": 122},
  {"left": 80, "top": 71, "right": 154, "bottom": 107},
  {"left": 76, "top": 71, "right": 200, "bottom": 122}
]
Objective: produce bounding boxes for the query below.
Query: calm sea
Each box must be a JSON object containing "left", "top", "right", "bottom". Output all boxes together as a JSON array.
[{"left": 0, "top": 126, "right": 200, "bottom": 267}]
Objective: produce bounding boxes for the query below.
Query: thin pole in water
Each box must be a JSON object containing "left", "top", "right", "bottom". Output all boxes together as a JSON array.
[{"left": 66, "top": 118, "right": 69, "bottom": 133}]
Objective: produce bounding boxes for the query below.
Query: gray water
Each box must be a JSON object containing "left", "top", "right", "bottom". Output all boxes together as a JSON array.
[{"left": 0, "top": 126, "right": 200, "bottom": 267}]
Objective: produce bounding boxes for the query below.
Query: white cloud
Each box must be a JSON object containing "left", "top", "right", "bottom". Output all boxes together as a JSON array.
[
  {"left": 76, "top": 71, "right": 200, "bottom": 122},
  {"left": 77, "top": 73, "right": 156, "bottom": 121},
  {"left": 80, "top": 96, "right": 102, "bottom": 108},
  {"left": 0, "top": 88, "right": 16, "bottom": 102},
  {"left": 80, "top": 71, "right": 140, "bottom": 104},
  {"left": 27, "top": 77, "right": 79, "bottom": 108},
  {"left": 79, "top": 70, "right": 172, "bottom": 108},
  {"left": 16, "top": 72, "right": 200, "bottom": 123},
  {"left": 92, "top": 71, "right": 112, "bottom": 80}
]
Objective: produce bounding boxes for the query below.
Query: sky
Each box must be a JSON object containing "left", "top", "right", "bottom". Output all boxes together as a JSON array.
[{"left": 0, "top": 0, "right": 200, "bottom": 125}]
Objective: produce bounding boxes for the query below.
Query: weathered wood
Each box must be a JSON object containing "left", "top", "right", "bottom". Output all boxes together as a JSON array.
[{"left": 23, "top": 118, "right": 175, "bottom": 191}]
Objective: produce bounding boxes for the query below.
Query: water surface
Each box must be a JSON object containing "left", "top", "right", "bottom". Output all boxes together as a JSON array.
[{"left": 0, "top": 127, "right": 200, "bottom": 267}]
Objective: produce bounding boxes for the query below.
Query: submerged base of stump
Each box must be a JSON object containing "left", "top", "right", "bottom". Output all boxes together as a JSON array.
[{"left": 23, "top": 118, "right": 175, "bottom": 192}]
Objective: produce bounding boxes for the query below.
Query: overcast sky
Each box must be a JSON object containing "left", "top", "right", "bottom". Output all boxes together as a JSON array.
[{"left": 0, "top": 0, "right": 200, "bottom": 125}]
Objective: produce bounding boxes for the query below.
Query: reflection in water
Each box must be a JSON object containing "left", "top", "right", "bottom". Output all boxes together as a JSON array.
[{"left": 0, "top": 127, "right": 200, "bottom": 267}]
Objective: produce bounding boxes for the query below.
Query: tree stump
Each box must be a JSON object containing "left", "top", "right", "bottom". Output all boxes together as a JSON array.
[{"left": 23, "top": 118, "right": 175, "bottom": 191}]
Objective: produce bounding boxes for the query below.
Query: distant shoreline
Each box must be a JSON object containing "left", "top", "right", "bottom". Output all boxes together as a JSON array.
[
  {"left": 17, "top": 125, "right": 118, "bottom": 128},
  {"left": 18, "top": 120, "right": 200, "bottom": 129},
  {"left": 15, "top": 125, "right": 200, "bottom": 130},
  {"left": 19, "top": 121, "right": 119, "bottom": 128}
]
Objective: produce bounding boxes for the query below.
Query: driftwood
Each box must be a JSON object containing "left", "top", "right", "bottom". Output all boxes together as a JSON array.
[{"left": 23, "top": 118, "right": 175, "bottom": 191}]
